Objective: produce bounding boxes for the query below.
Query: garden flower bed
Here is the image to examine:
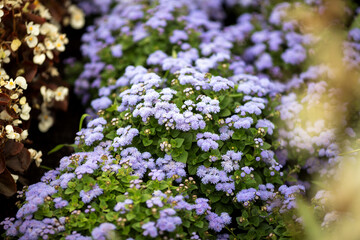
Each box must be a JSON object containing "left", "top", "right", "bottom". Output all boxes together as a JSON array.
[{"left": 1, "top": 0, "right": 360, "bottom": 239}]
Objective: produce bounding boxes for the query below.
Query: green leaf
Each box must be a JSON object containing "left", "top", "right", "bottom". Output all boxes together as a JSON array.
[
  {"left": 79, "top": 114, "right": 90, "bottom": 131},
  {"left": 209, "top": 192, "right": 222, "bottom": 203},
  {"left": 183, "top": 220, "right": 190, "bottom": 228},
  {"left": 181, "top": 133, "right": 194, "bottom": 150},
  {"left": 48, "top": 144, "right": 76, "bottom": 155},
  {"left": 106, "top": 212, "right": 117, "bottom": 221},
  {"left": 107, "top": 103, "right": 118, "bottom": 112},
  {"left": 174, "top": 150, "right": 188, "bottom": 163},
  {"left": 194, "top": 221, "right": 204, "bottom": 228},
  {"left": 126, "top": 211, "right": 136, "bottom": 221},
  {"left": 64, "top": 188, "right": 74, "bottom": 195},
  {"left": 188, "top": 164, "right": 198, "bottom": 175},
  {"left": 171, "top": 130, "right": 181, "bottom": 138},
  {"left": 351, "top": 14, "right": 360, "bottom": 29},
  {"left": 220, "top": 96, "right": 232, "bottom": 108},
  {"left": 274, "top": 226, "right": 287, "bottom": 236},
  {"left": 142, "top": 138, "right": 153, "bottom": 147},
  {"left": 219, "top": 108, "right": 231, "bottom": 117},
  {"left": 249, "top": 216, "right": 260, "bottom": 227},
  {"left": 174, "top": 138, "right": 184, "bottom": 148},
  {"left": 261, "top": 142, "right": 272, "bottom": 150},
  {"left": 232, "top": 131, "right": 246, "bottom": 141},
  {"left": 214, "top": 202, "right": 233, "bottom": 215},
  {"left": 106, "top": 131, "right": 116, "bottom": 140},
  {"left": 242, "top": 210, "right": 249, "bottom": 218}
]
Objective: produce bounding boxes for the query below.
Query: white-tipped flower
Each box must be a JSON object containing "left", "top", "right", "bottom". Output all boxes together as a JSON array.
[
  {"left": 11, "top": 174, "right": 19, "bottom": 183},
  {"left": 0, "top": 7, "right": 3, "bottom": 23},
  {"left": 12, "top": 119, "right": 22, "bottom": 126},
  {"left": 5, "top": 125, "right": 20, "bottom": 140},
  {"left": 33, "top": 45, "right": 46, "bottom": 65},
  {"left": 44, "top": 38, "right": 55, "bottom": 50},
  {"left": 21, "top": 129, "right": 28, "bottom": 140},
  {"left": 11, "top": 38, "right": 22, "bottom": 52},
  {"left": 54, "top": 39, "right": 65, "bottom": 52},
  {"left": 25, "top": 35, "right": 38, "bottom": 48},
  {"left": 14, "top": 76, "right": 27, "bottom": 89},
  {"left": 19, "top": 96, "right": 26, "bottom": 105},
  {"left": 38, "top": 105, "right": 54, "bottom": 132},
  {"left": 69, "top": 5, "right": 85, "bottom": 29},
  {"left": 54, "top": 86, "right": 69, "bottom": 101},
  {"left": 40, "top": 22, "right": 59, "bottom": 36},
  {"left": 5, "top": 79, "right": 16, "bottom": 90},
  {"left": 26, "top": 22, "right": 40, "bottom": 36},
  {"left": 35, "top": 4, "right": 51, "bottom": 19},
  {"left": 0, "top": 68, "right": 9, "bottom": 80},
  {"left": 29, "top": 149, "right": 43, "bottom": 167},
  {"left": 12, "top": 104, "right": 20, "bottom": 113},
  {"left": 10, "top": 93, "right": 19, "bottom": 99},
  {"left": 0, "top": 48, "right": 11, "bottom": 63},
  {"left": 40, "top": 86, "right": 55, "bottom": 103},
  {"left": 20, "top": 103, "right": 31, "bottom": 120}
]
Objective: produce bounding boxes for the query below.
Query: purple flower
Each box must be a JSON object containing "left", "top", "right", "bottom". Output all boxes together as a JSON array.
[
  {"left": 256, "top": 119, "right": 275, "bottom": 135},
  {"left": 255, "top": 53, "right": 273, "bottom": 71},
  {"left": 142, "top": 222, "right": 158, "bottom": 238},
  {"left": 53, "top": 197, "right": 69, "bottom": 209},
  {"left": 226, "top": 115, "right": 253, "bottom": 129},
  {"left": 170, "top": 30, "right": 188, "bottom": 43},
  {"left": 197, "top": 132, "right": 219, "bottom": 152},
  {"left": 114, "top": 199, "right": 133, "bottom": 214},
  {"left": 147, "top": 50, "right": 168, "bottom": 65},
  {"left": 146, "top": 196, "right": 164, "bottom": 208},
  {"left": 65, "top": 232, "right": 92, "bottom": 240},
  {"left": 113, "top": 126, "right": 139, "bottom": 150},
  {"left": 91, "top": 223, "right": 116, "bottom": 240},
  {"left": 194, "top": 198, "right": 210, "bottom": 215},
  {"left": 91, "top": 97, "right": 112, "bottom": 111},
  {"left": 236, "top": 188, "right": 257, "bottom": 202},
  {"left": 281, "top": 45, "right": 307, "bottom": 65},
  {"left": 349, "top": 28, "right": 360, "bottom": 41},
  {"left": 80, "top": 184, "right": 103, "bottom": 203},
  {"left": 156, "top": 209, "right": 182, "bottom": 232},
  {"left": 110, "top": 44, "right": 123, "bottom": 57},
  {"left": 149, "top": 169, "right": 165, "bottom": 181},
  {"left": 206, "top": 211, "right": 231, "bottom": 232}
]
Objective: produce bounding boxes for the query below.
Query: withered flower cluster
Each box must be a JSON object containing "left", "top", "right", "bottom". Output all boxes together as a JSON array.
[{"left": 0, "top": 0, "right": 84, "bottom": 196}]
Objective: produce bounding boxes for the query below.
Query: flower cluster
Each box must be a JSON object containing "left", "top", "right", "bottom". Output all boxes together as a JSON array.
[
  {"left": 0, "top": 0, "right": 85, "bottom": 196},
  {"left": 3, "top": 63, "right": 305, "bottom": 239},
  {"left": 8, "top": 0, "right": 360, "bottom": 239}
]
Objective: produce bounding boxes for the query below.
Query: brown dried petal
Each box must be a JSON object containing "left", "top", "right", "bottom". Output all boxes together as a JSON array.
[
  {"left": 22, "top": 12, "right": 47, "bottom": 24},
  {"left": 4, "top": 140, "right": 24, "bottom": 157},
  {"left": 0, "top": 154, "right": 6, "bottom": 174},
  {"left": 6, "top": 148, "right": 31, "bottom": 174},
  {"left": 0, "top": 168, "right": 17, "bottom": 197},
  {"left": 23, "top": 61, "right": 38, "bottom": 83},
  {"left": 0, "top": 93, "right": 10, "bottom": 106},
  {"left": 5, "top": 105, "right": 18, "bottom": 119},
  {"left": 53, "top": 98, "right": 69, "bottom": 112}
]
